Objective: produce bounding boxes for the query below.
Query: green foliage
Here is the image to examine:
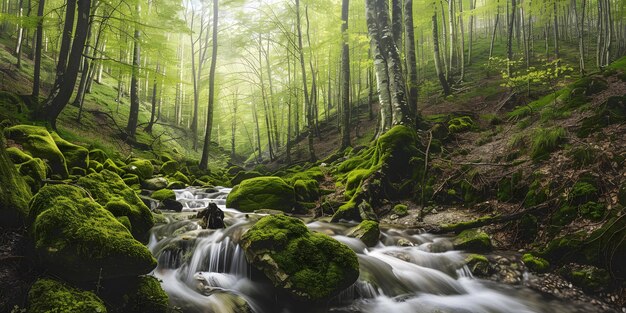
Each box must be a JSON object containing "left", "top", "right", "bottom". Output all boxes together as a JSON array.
[
  {"left": 240, "top": 215, "right": 359, "bottom": 301},
  {"left": 151, "top": 189, "right": 176, "bottom": 201},
  {"left": 560, "top": 265, "right": 611, "bottom": 293},
  {"left": 392, "top": 204, "right": 408, "bottom": 217},
  {"left": 27, "top": 278, "right": 107, "bottom": 313},
  {"left": 28, "top": 185, "right": 156, "bottom": 282},
  {"left": 226, "top": 177, "right": 296, "bottom": 212},
  {"left": 89, "top": 149, "right": 109, "bottom": 163},
  {"left": 522, "top": 253, "right": 550, "bottom": 273},
  {"left": 578, "top": 202, "right": 605, "bottom": 221},
  {"left": 530, "top": 127, "right": 566, "bottom": 161},
  {"left": 569, "top": 182, "right": 598, "bottom": 205}
]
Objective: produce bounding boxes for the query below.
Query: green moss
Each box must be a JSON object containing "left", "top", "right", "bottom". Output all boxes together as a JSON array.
[
  {"left": 6, "top": 146, "right": 32, "bottom": 163},
  {"left": 230, "top": 171, "right": 262, "bottom": 186},
  {"left": 285, "top": 166, "right": 325, "bottom": 184},
  {"left": 117, "top": 276, "right": 168, "bottom": 313},
  {"left": 525, "top": 176, "right": 548, "bottom": 207},
  {"left": 606, "top": 56, "right": 626, "bottom": 72},
  {"left": 551, "top": 204, "right": 578, "bottom": 227},
  {"left": 117, "top": 215, "right": 133, "bottom": 232},
  {"left": 346, "top": 220, "right": 380, "bottom": 247},
  {"left": 151, "top": 189, "right": 176, "bottom": 201},
  {"left": 497, "top": 172, "right": 526, "bottom": 202},
  {"left": 344, "top": 169, "right": 372, "bottom": 198},
  {"left": 579, "top": 202, "right": 605, "bottom": 221},
  {"left": 569, "top": 182, "right": 598, "bottom": 205},
  {"left": 465, "top": 254, "right": 490, "bottom": 276},
  {"left": 293, "top": 179, "right": 320, "bottom": 202},
  {"left": 522, "top": 253, "right": 550, "bottom": 273},
  {"left": 392, "top": 204, "right": 408, "bottom": 217},
  {"left": 453, "top": 229, "right": 492, "bottom": 252},
  {"left": 102, "top": 158, "right": 125, "bottom": 176},
  {"left": 17, "top": 157, "right": 47, "bottom": 192},
  {"left": 89, "top": 160, "right": 103, "bottom": 172},
  {"left": 77, "top": 170, "right": 155, "bottom": 240},
  {"left": 169, "top": 171, "right": 190, "bottom": 185},
  {"left": 448, "top": 116, "right": 475, "bottom": 133},
  {"left": 577, "top": 95, "right": 626, "bottom": 138},
  {"left": 166, "top": 181, "right": 186, "bottom": 189},
  {"left": 530, "top": 127, "right": 566, "bottom": 161},
  {"left": 160, "top": 160, "right": 179, "bottom": 176},
  {"left": 567, "top": 146, "right": 596, "bottom": 166},
  {"left": 226, "top": 177, "right": 296, "bottom": 212},
  {"left": 27, "top": 278, "right": 107, "bottom": 313},
  {"left": 51, "top": 132, "right": 89, "bottom": 170},
  {"left": 561, "top": 265, "right": 611, "bottom": 293},
  {"left": 124, "top": 159, "right": 154, "bottom": 180},
  {"left": 0, "top": 133, "right": 32, "bottom": 227},
  {"left": 241, "top": 215, "right": 359, "bottom": 301},
  {"left": 29, "top": 185, "right": 156, "bottom": 281},
  {"left": 3, "top": 125, "right": 68, "bottom": 177},
  {"left": 88, "top": 149, "right": 109, "bottom": 163},
  {"left": 123, "top": 174, "right": 140, "bottom": 187}
]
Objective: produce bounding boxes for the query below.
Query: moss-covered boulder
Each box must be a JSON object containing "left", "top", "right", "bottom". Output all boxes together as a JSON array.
[
  {"left": 103, "top": 276, "right": 168, "bottom": 313},
  {"left": 124, "top": 159, "right": 154, "bottom": 180},
  {"left": 293, "top": 179, "right": 320, "bottom": 202},
  {"left": 453, "top": 229, "right": 492, "bottom": 252},
  {"left": 27, "top": 278, "right": 107, "bottom": 313},
  {"left": 230, "top": 171, "right": 263, "bottom": 186},
  {"left": 167, "top": 181, "right": 186, "bottom": 189},
  {"left": 331, "top": 199, "right": 377, "bottom": 222},
  {"left": 89, "top": 149, "right": 109, "bottom": 163},
  {"left": 3, "top": 125, "right": 68, "bottom": 177},
  {"left": 29, "top": 185, "right": 156, "bottom": 282},
  {"left": 522, "top": 253, "right": 550, "bottom": 273},
  {"left": 51, "top": 132, "right": 89, "bottom": 170},
  {"left": 123, "top": 174, "right": 141, "bottom": 187},
  {"left": 226, "top": 177, "right": 297, "bottom": 212},
  {"left": 142, "top": 177, "right": 168, "bottom": 190},
  {"left": 17, "top": 157, "right": 47, "bottom": 192},
  {"left": 170, "top": 171, "right": 191, "bottom": 185},
  {"left": 160, "top": 160, "right": 179, "bottom": 176},
  {"left": 77, "top": 170, "right": 155, "bottom": 240},
  {"left": 6, "top": 146, "right": 32, "bottom": 164},
  {"left": 392, "top": 204, "right": 408, "bottom": 217},
  {"left": 560, "top": 264, "right": 611, "bottom": 293},
  {"left": 465, "top": 254, "right": 491, "bottom": 276},
  {"left": 102, "top": 158, "right": 125, "bottom": 176},
  {"left": 346, "top": 220, "right": 380, "bottom": 247},
  {"left": 240, "top": 215, "right": 359, "bottom": 301},
  {"left": 0, "top": 133, "right": 32, "bottom": 227},
  {"left": 151, "top": 189, "right": 176, "bottom": 201}
]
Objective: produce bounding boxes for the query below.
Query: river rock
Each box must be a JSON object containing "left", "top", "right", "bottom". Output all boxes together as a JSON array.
[
  {"left": 240, "top": 215, "right": 359, "bottom": 302},
  {"left": 28, "top": 185, "right": 156, "bottom": 282},
  {"left": 0, "top": 132, "right": 32, "bottom": 227},
  {"left": 27, "top": 278, "right": 107, "bottom": 313},
  {"left": 197, "top": 203, "right": 225, "bottom": 229},
  {"left": 453, "top": 229, "right": 493, "bottom": 252},
  {"left": 151, "top": 188, "right": 176, "bottom": 201},
  {"left": 158, "top": 198, "right": 183, "bottom": 212},
  {"left": 142, "top": 177, "right": 168, "bottom": 190},
  {"left": 226, "top": 176, "right": 297, "bottom": 212},
  {"left": 346, "top": 220, "right": 380, "bottom": 247}
]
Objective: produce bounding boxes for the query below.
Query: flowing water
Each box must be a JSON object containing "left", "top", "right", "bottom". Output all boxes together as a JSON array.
[{"left": 148, "top": 187, "right": 599, "bottom": 313}]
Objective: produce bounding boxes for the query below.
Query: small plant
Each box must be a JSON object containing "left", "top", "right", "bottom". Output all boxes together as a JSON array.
[
  {"left": 530, "top": 127, "right": 566, "bottom": 161},
  {"left": 448, "top": 116, "right": 475, "bottom": 133}
]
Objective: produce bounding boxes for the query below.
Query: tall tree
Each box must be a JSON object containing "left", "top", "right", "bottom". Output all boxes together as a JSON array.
[
  {"left": 506, "top": 0, "right": 516, "bottom": 76},
  {"left": 126, "top": 7, "right": 141, "bottom": 139},
  {"left": 432, "top": 1, "right": 450, "bottom": 95},
  {"left": 31, "top": 0, "right": 45, "bottom": 99},
  {"left": 404, "top": 0, "right": 418, "bottom": 121},
  {"left": 340, "top": 0, "right": 350, "bottom": 149},
  {"left": 295, "top": 0, "right": 316, "bottom": 162},
  {"left": 199, "top": 0, "right": 219, "bottom": 170}
]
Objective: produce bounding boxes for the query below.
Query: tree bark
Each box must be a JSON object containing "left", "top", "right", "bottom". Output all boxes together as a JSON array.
[
  {"left": 432, "top": 3, "right": 450, "bottom": 95},
  {"left": 199, "top": 0, "right": 219, "bottom": 170},
  {"left": 126, "top": 17, "right": 141, "bottom": 139},
  {"left": 506, "top": 0, "right": 516, "bottom": 76},
  {"left": 340, "top": 0, "right": 350, "bottom": 149},
  {"left": 553, "top": 0, "right": 560, "bottom": 59},
  {"left": 32, "top": 0, "right": 45, "bottom": 99},
  {"left": 404, "top": 0, "right": 418, "bottom": 122},
  {"left": 295, "top": 0, "right": 316, "bottom": 162},
  {"left": 458, "top": 0, "right": 465, "bottom": 81},
  {"left": 489, "top": 0, "right": 500, "bottom": 59}
]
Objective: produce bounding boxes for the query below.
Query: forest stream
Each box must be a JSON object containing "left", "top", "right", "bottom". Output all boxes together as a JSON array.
[{"left": 147, "top": 187, "right": 604, "bottom": 313}]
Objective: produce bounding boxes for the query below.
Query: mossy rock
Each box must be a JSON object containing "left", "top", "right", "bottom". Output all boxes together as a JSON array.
[
  {"left": 453, "top": 229, "right": 492, "bottom": 252},
  {"left": 170, "top": 171, "right": 191, "bottom": 185},
  {"left": 346, "top": 220, "right": 380, "bottom": 247},
  {"left": 77, "top": 170, "right": 155, "bottom": 240},
  {"left": 167, "top": 181, "right": 186, "bottom": 189},
  {"left": 89, "top": 149, "right": 109, "bottom": 163},
  {"left": 142, "top": 177, "right": 168, "bottom": 190},
  {"left": 522, "top": 253, "right": 550, "bottom": 273},
  {"left": 124, "top": 159, "right": 154, "bottom": 180},
  {"left": 392, "top": 204, "right": 408, "bottom": 217},
  {"left": 103, "top": 158, "right": 125, "bottom": 176},
  {"left": 29, "top": 185, "right": 156, "bottom": 282},
  {"left": 6, "top": 146, "right": 32, "bottom": 164},
  {"left": 102, "top": 276, "right": 168, "bottom": 313},
  {"left": 123, "top": 174, "right": 141, "bottom": 187},
  {"left": 465, "top": 254, "right": 490, "bottom": 276},
  {"left": 3, "top": 125, "right": 68, "bottom": 177},
  {"left": 560, "top": 264, "right": 611, "bottom": 293},
  {"left": 448, "top": 116, "right": 475, "bottom": 133},
  {"left": 293, "top": 179, "right": 320, "bottom": 202},
  {"left": 17, "top": 157, "right": 47, "bottom": 192},
  {"left": 0, "top": 133, "right": 32, "bottom": 227},
  {"left": 160, "top": 160, "right": 179, "bottom": 176},
  {"left": 344, "top": 169, "right": 372, "bottom": 199},
  {"left": 230, "top": 170, "right": 262, "bottom": 186},
  {"left": 226, "top": 177, "right": 297, "bottom": 213},
  {"left": 89, "top": 160, "right": 104, "bottom": 172},
  {"left": 331, "top": 199, "right": 377, "bottom": 222},
  {"left": 51, "top": 132, "right": 89, "bottom": 169},
  {"left": 27, "top": 278, "right": 107, "bottom": 313},
  {"left": 240, "top": 215, "right": 359, "bottom": 301},
  {"left": 71, "top": 166, "right": 86, "bottom": 176},
  {"left": 151, "top": 189, "right": 176, "bottom": 201}
]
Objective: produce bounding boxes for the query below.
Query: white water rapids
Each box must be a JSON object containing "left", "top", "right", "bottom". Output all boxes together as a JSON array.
[{"left": 147, "top": 187, "right": 601, "bottom": 313}]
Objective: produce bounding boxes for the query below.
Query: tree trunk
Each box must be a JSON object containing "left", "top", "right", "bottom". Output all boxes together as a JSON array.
[
  {"left": 14, "top": 0, "right": 23, "bottom": 68},
  {"left": 553, "top": 0, "right": 559, "bottom": 59},
  {"left": 264, "top": 38, "right": 280, "bottom": 150},
  {"left": 126, "top": 22, "right": 141, "bottom": 139},
  {"left": 199, "top": 0, "right": 219, "bottom": 170},
  {"left": 145, "top": 64, "right": 159, "bottom": 133},
  {"left": 404, "top": 0, "right": 418, "bottom": 122},
  {"left": 31, "top": 0, "right": 44, "bottom": 99},
  {"left": 458, "top": 0, "right": 465, "bottom": 81},
  {"left": 468, "top": 0, "right": 474, "bottom": 65},
  {"left": 489, "top": 0, "right": 500, "bottom": 59},
  {"left": 295, "top": 0, "right": 316, "bottom": 162},
  {"left": 574, "top": 0, "right": 586, "bottom": 74},
  {"left": 340, "top": 0, "right": 350, "bottom": 149},
  {"left": 44, "top": 0, "right": 76, "bottom": 106},
  {"left": 507, "top": 0, "right": 516, "bottom": 76},
  {"left": 391, "top": 0, "right": 402, "bottom": 52},
  {"left": 432, "top": 3, "right": 450, "bottom": 95},
  {"left": 38, "top": 0, "right": 91, "bottom": 130}
]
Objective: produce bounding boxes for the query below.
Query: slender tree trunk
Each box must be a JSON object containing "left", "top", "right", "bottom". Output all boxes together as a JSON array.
[
  {"left": 433, "top": 3, "right": 451, "bottom": 95},
  {"left": 489, "top": 0, "right": 500, "bottom": 59},
  {"left": 391, "top": 0, "right": 402, "bottom": 52},
  {"left": 14, "top": 0, "right": 23, "bottom": 68},
  {"left": 126, "top": 24, "right": 141, "bottom": 139},
  {"left": 458, "top": 0, "right": 465, "bottom": 81},
  {"left": 44, "top": 0, "right": 76, "bottom": 106},
  {"left": 553, "top": 0, "right": 560, "bottom": 59},
  {"left": 448, "top": 0, "right": 455, "bottom": 75},
  {"left": 574, "top": 0, "right": 586, "bottom": 74},
  {"left": 295, "top": 0, "right": 316, "bottom": 162},
  {"left": 75, "top": 2, "right": 97, "bottom": 121},
  {"left": 507, "top": 0, "right": 516, "bottom": 76},
  {"left": 231, "top": 93, "right": 238, "bottom": 159},
  {"left": 468, "top": 0, "right": 474, "bottom": 65},
  {"left": 264, "top": 38, "right": 280, "bottom": 150},
  {"left": 199, "top": 0, "right": 219, "bottom": 170},
  {"left": 31, "top": 0, "right": 45, "bottom": 99},
  {"left": 340, "top": 0, "right": 350, "bottom": 149},
  {"left": 145, "top": 64, "right": 160, "bottom": 133},
  {"left": 404, "top": 0, "right": 418, "bottom": 122}
]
